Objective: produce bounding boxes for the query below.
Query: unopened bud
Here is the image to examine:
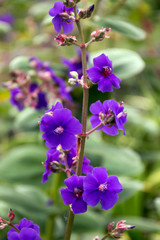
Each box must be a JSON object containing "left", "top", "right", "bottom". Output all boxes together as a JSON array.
[
  {"left": 63, "top": 0, "right": 75, "bottom": 7},
  {"left": 55, "top": 34, "right": 77, "bottom": 46},
  {"left": 108, "top": 221, "right": 115, "bottom": 232},
  {"left": 70, "top": 71, "right": 78, "bottom": 79},
  {"left": 59, "top": 12, "right": 70, "bottom": 20},
  {"left": 50, "top": 161, "right": 61, "bottom": 173},
  {"left": 68, "top": 78, "right": 77, "bottom": 85},
  {"left": 78, "top": 5, "right": 94, "bottom": 19},
  {"left": 37, "top": 71, "right": 52, "bottom": 81},
  {"left": 8, "top": 209, "right": 15, "bottom": 221},
  {"left": 91, "top": 28, "right": 111, "bottom": 41},
  {"left": 0, "top": 223, "right": 7, "bottom": 230},
  {"left": 92, "top": 236, "right": 99, "bottom": 240}
]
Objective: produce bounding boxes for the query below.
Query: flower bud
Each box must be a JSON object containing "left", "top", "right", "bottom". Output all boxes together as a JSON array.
[
  {"left": 108, "top": 221, "right": 115, "bottom": 232},
  {"left": 91, "top": 28, "right": 111, "bottom": 41},
  {"left": 63, "top": 0, "right": 75, "bottom": 7},
  {"left": 50, "top": 161, "right": 61, "bottom": 173},
  {"left": 55, "top": 34, "right": 77, "bottom": 46},
  {"left": 92, "top": 236, "right": 99, "bottom": 240},
  {"left": 8, "top": 209, "right": 15, "bottom": 221},
  {"left": 68, "top": 78, "right": 77, "bottom": 85},
  {"left": 78, "top": 5, "right": 94, "bottom": 19},
  {"left": 70, "top": 71, "right": 78, "bottom": 79},
  {"left": 0, "top": 223, "right": 7, "bottom": 230}
]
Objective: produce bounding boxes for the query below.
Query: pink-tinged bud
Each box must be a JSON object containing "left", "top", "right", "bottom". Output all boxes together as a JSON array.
[
  {"left": 37, "top": 71, "right": 52, "bottom": 81},
  {"left": 0, "top": 223, "right": 7, "bottom": 230},
  {"left": 8, "top": 208, "right": 15, "bottom": 221},
  {"left": 55, "top": 34, "right": 77, "bottom": 46},
  {"left": 91, "top": 28, "right": 111, "bottom": 41},
  {"left": 63, "top": 0, "right": 75, "bottom": 7},
  {"left": 78, "top": 5, "right": 94, "bottom": 19},
  {"left": 59, "top": 12, "right": 71, "bottom": 21},
  {"left": 92, "top": 236, "right": 99, "bottom": 240},
  {"left": 108, "top": 221, "right": 115, "bottom": 232},
  {"left": 116, "top": 220, "right": 135, "bottom": 231}
]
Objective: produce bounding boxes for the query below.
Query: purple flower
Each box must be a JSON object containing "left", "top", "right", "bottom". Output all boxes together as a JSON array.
[
  {"left": 90, "top": 100, "right": 127, "bottom": 136},
  {"left": 42, "top": 145, "right": 93, "bottom": 183},
  {"left": 10, "top": 88, "right": 24, "bottom": 111},
  {"left": 87, "top": 54, "right": 121, "bottom": 92},
  {"left": 7, "top": 218, "right": 42, "bottom": 240},
  {"left": 40, "top": 103, "right": 82, "bottom": 150},
  {"left": 62, "top": 48, "right": 89, "bottom": 78},
  {"left": 30, "top": 83, "right": 48, "bottom": 110},
  {"left": 60, "top": 175, "right": 87, "bottom": 214},
  {"left": 49, "top": 1, "right": 74, "bottom": 34},
  {"left": 0, "top": 13, "right": 14, "bottom": 25},
  {"left": 83, "top": 167, "right": 122, "bottom": 210}
]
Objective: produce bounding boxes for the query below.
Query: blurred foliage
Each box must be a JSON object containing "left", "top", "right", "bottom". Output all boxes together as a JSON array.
[{"left": 0, "top": 0, "right": 160, "bottom": 240}]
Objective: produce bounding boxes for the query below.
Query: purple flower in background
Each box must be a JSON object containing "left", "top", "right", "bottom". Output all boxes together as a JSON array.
[
  {"left": 7, "top": 218, "right": 42, "bottom": 240},
  {"left": 49, "top": 1, "right": 75, "bottom": 34},
  {"left": 0, "top": 13, "right": 14, "bottom": 25},
  {"left": 83, "top": 167, "right": 122, "bottom": 210},
  {"left": 90, "top": 100, "right": 127, "bottom": 136},
  {"left": 61, "top": 175, "right": 87, "bottom": 214},
  {"left": 42, "top": 148, "right": 60, "bottom": 183},
  {"left": 40, "top": 103, "right": 82, "bottom": 150},
  {"left": 87, "top": 54, "right": 121, "bottom": 92},
  {"left": 30, "top": 83, "right": 48, "bottom": 110},
  {"left": 62, "top": 48, "right": 89, "bottom": 78},
  {"left": 10, "top": 88, "right": 24, "bottom": 111}
]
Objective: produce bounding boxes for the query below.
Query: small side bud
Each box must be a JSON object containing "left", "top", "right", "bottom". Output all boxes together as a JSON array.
[
  {"left": 8, "top": 209, "right": 15, "bottom": 222},
  {"left": 0, "top": 223, "right": 7, "bottom": 230},
  {"left": 50, "top": 161, "right": 61, "bottom": 173},
  {"left": 63, "top": 0, "right": 75, "bottom": 7},
  {"left": 70, "top": 71, "right": 78, "bottom": 79},
  {"left": 92, "top": 236, "right": 99, "bottom": 240},
  {"left": 108, "top": 221, "right": 115, "bottom": 232},
  {"left": 91, "top": 28, "right": 111, "bottom": 42},
  {"left": 55, "top": 34, "right": 77, "bottom": 46},
  {"left": 78, "top": 5, "right": 94, "bottom": 19},
  {"left": 68, "top": 78, "right": 77, "bottom": 85}
]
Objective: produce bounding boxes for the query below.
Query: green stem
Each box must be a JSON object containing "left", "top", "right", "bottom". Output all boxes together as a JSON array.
[
  {"left": 101, "top": 233, "right": 109, "bottom": 240},
  {"left": 64, "top": 6, "right": 89, "bottom": 240}
]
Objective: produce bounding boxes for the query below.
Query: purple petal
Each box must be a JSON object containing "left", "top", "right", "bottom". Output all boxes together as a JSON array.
[
  {"left": 100, "top": 191, "right": 119, "bottom": 210},
  {"left": 102, "top": 125, "right": 119, "bottom": 136},
  {"left": 98, "top": 78, "right": 113, "bottom": 92},
  {"left": 43, "top": 133, "right": 60, "bottom": 148},
  {"left": 52, "top": 15, "right": 62, "bottom": 33},
  {"left": 60, "top": 189, "right": 75, "bottom": 205},
  {"left": 83, "top": 190, "right": 100, "bottom": 207},
  {"left": 20, "top": 228, "right": 41, "bottom": 240},
  {"left": 90, "top": 100, "right": 105, "bottom": 114},
  {"left": 52, "top": 108, "right": 72, "bottom": 125},
  {"left": 64, "top": 117, "right": 82, "bottom": 135},
  {"left": 7, "top": 231, "right": 20, "bottom": 240},
  {"left": 83, "top": 174, "right": 99, "bottom": 190},
  {"left": 62, "top": 21, "right": 74, "bottom": 34},
  {"left": 64, "top": 175, "right": 78, "bottom": 190},
  {"left": 60, "top": 132, "right": 77, "bottom": 150},
  {"left": 87, "top": 67, "right": 102, "bottom": 83},
  {"left": 93, "top": 54, "right": 112, "bottom": 69},
  {"left": 39, "top": 115, "right": 57, "bottom": 133},
  {"left": 72, "top": 198, "right": 87, "bottom": 214},
  {"left": 107, "top": 176, "right": 123, "bottom": 193},
  {"left": 109, "top": 73, "right": 121, "bottom": 88},
  {"left": 49, "top": 1, "right": 63, "bottom": 16},
  {"left": 90, "top": 115, "right": 101, "bottom": 129},
  {"left": 93, "top": 167, "right": 108, "bottom": 184}
]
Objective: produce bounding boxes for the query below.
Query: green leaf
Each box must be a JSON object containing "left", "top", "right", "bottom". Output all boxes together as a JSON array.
[
  {"left": 90, "top": 48, "right": 145, "bottom": 79},
  {"left": 0, "top": 145, "right": 46, "bottom": 184},
  {"left": 155, "top": 198, "right": 160, "bottom": 216},
  {"left": 118, "top": 178, "right": 144, "bottom": 203},
  {"left": 9, "top": 56, "right": 30, "bottom": 71},
  {"left": 85, "top": 140, "right": 144, "bottom": 177},
  {"left": 0, "top": 185, "right": 59, "bottom": 221},
  {"left": 29, "top": 2, "right": 53, "bottom": 19},
  {"left": 94, "top": 16, "right": 146, "bottom": 40},
  {"left": 0, "top": 21, "right": 11, "bottom": 34},
  {"left": 14, "top": 108, "right": 43, "bottom": 131}
]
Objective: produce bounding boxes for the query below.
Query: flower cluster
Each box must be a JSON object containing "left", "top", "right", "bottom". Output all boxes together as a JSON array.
[
  {"left": 8, "top": 218, "right": 42, "bottom": 240},
  {"left": 3, "top": 57, "right": 72, "bottom": 111},
  {"left": 61, "top": 167, "right": 122, "bottom": 214}
]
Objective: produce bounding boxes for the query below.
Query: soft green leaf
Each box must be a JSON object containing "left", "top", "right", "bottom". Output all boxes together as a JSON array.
[
  {"left": 118, "top": 178, "right": 144, "bottom": 203},
  {"left": 94, "top": 16, "right": 146, "bottom": 40},
  {"left": 29, "top": 2, "right": 53, "bottom": 19},
  {"left": 9, "top": 56, "right": 30, "bottom": 71},
  {"left": 14, "top": 108, "right": 43, "bottom": 131},
  {"left": 155, "top": 198, "right": 160, "bottom": 216},
  {"left": 85, "top": 140, "right": 144, "bottom": 177},
  {"left": 0, "top": 145, "right": 46, "bottom": 184},
  {"left": 90, "top": 48, "right": 145, "bottom": 79}
]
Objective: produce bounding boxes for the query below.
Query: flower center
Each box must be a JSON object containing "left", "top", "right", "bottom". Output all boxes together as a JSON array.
[
  {"left": 54, "top": 126, "right": 64, "bottom": 134},
  {"left": 102, "top": 66, "right": 112, "bottom": 77},
  {"left": 74, "top": 188, "right": 83, "bottom": 198},
  {"left": 99, "top": 183, "right": 107, "bottom": 192}
]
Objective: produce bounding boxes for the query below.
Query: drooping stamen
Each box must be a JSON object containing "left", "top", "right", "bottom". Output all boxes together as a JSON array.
[{"left": 102, "top": 66, "right": 112, "bottom": 77}]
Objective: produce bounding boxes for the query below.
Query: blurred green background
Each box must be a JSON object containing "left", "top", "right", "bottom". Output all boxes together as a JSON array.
[{"left": 0, "top": 0, "right": 160, "bottom": 239}]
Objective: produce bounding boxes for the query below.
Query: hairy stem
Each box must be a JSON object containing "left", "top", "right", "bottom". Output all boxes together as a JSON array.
[{"left": 64, "top": 6, "right": 89, "bottom": 240}]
